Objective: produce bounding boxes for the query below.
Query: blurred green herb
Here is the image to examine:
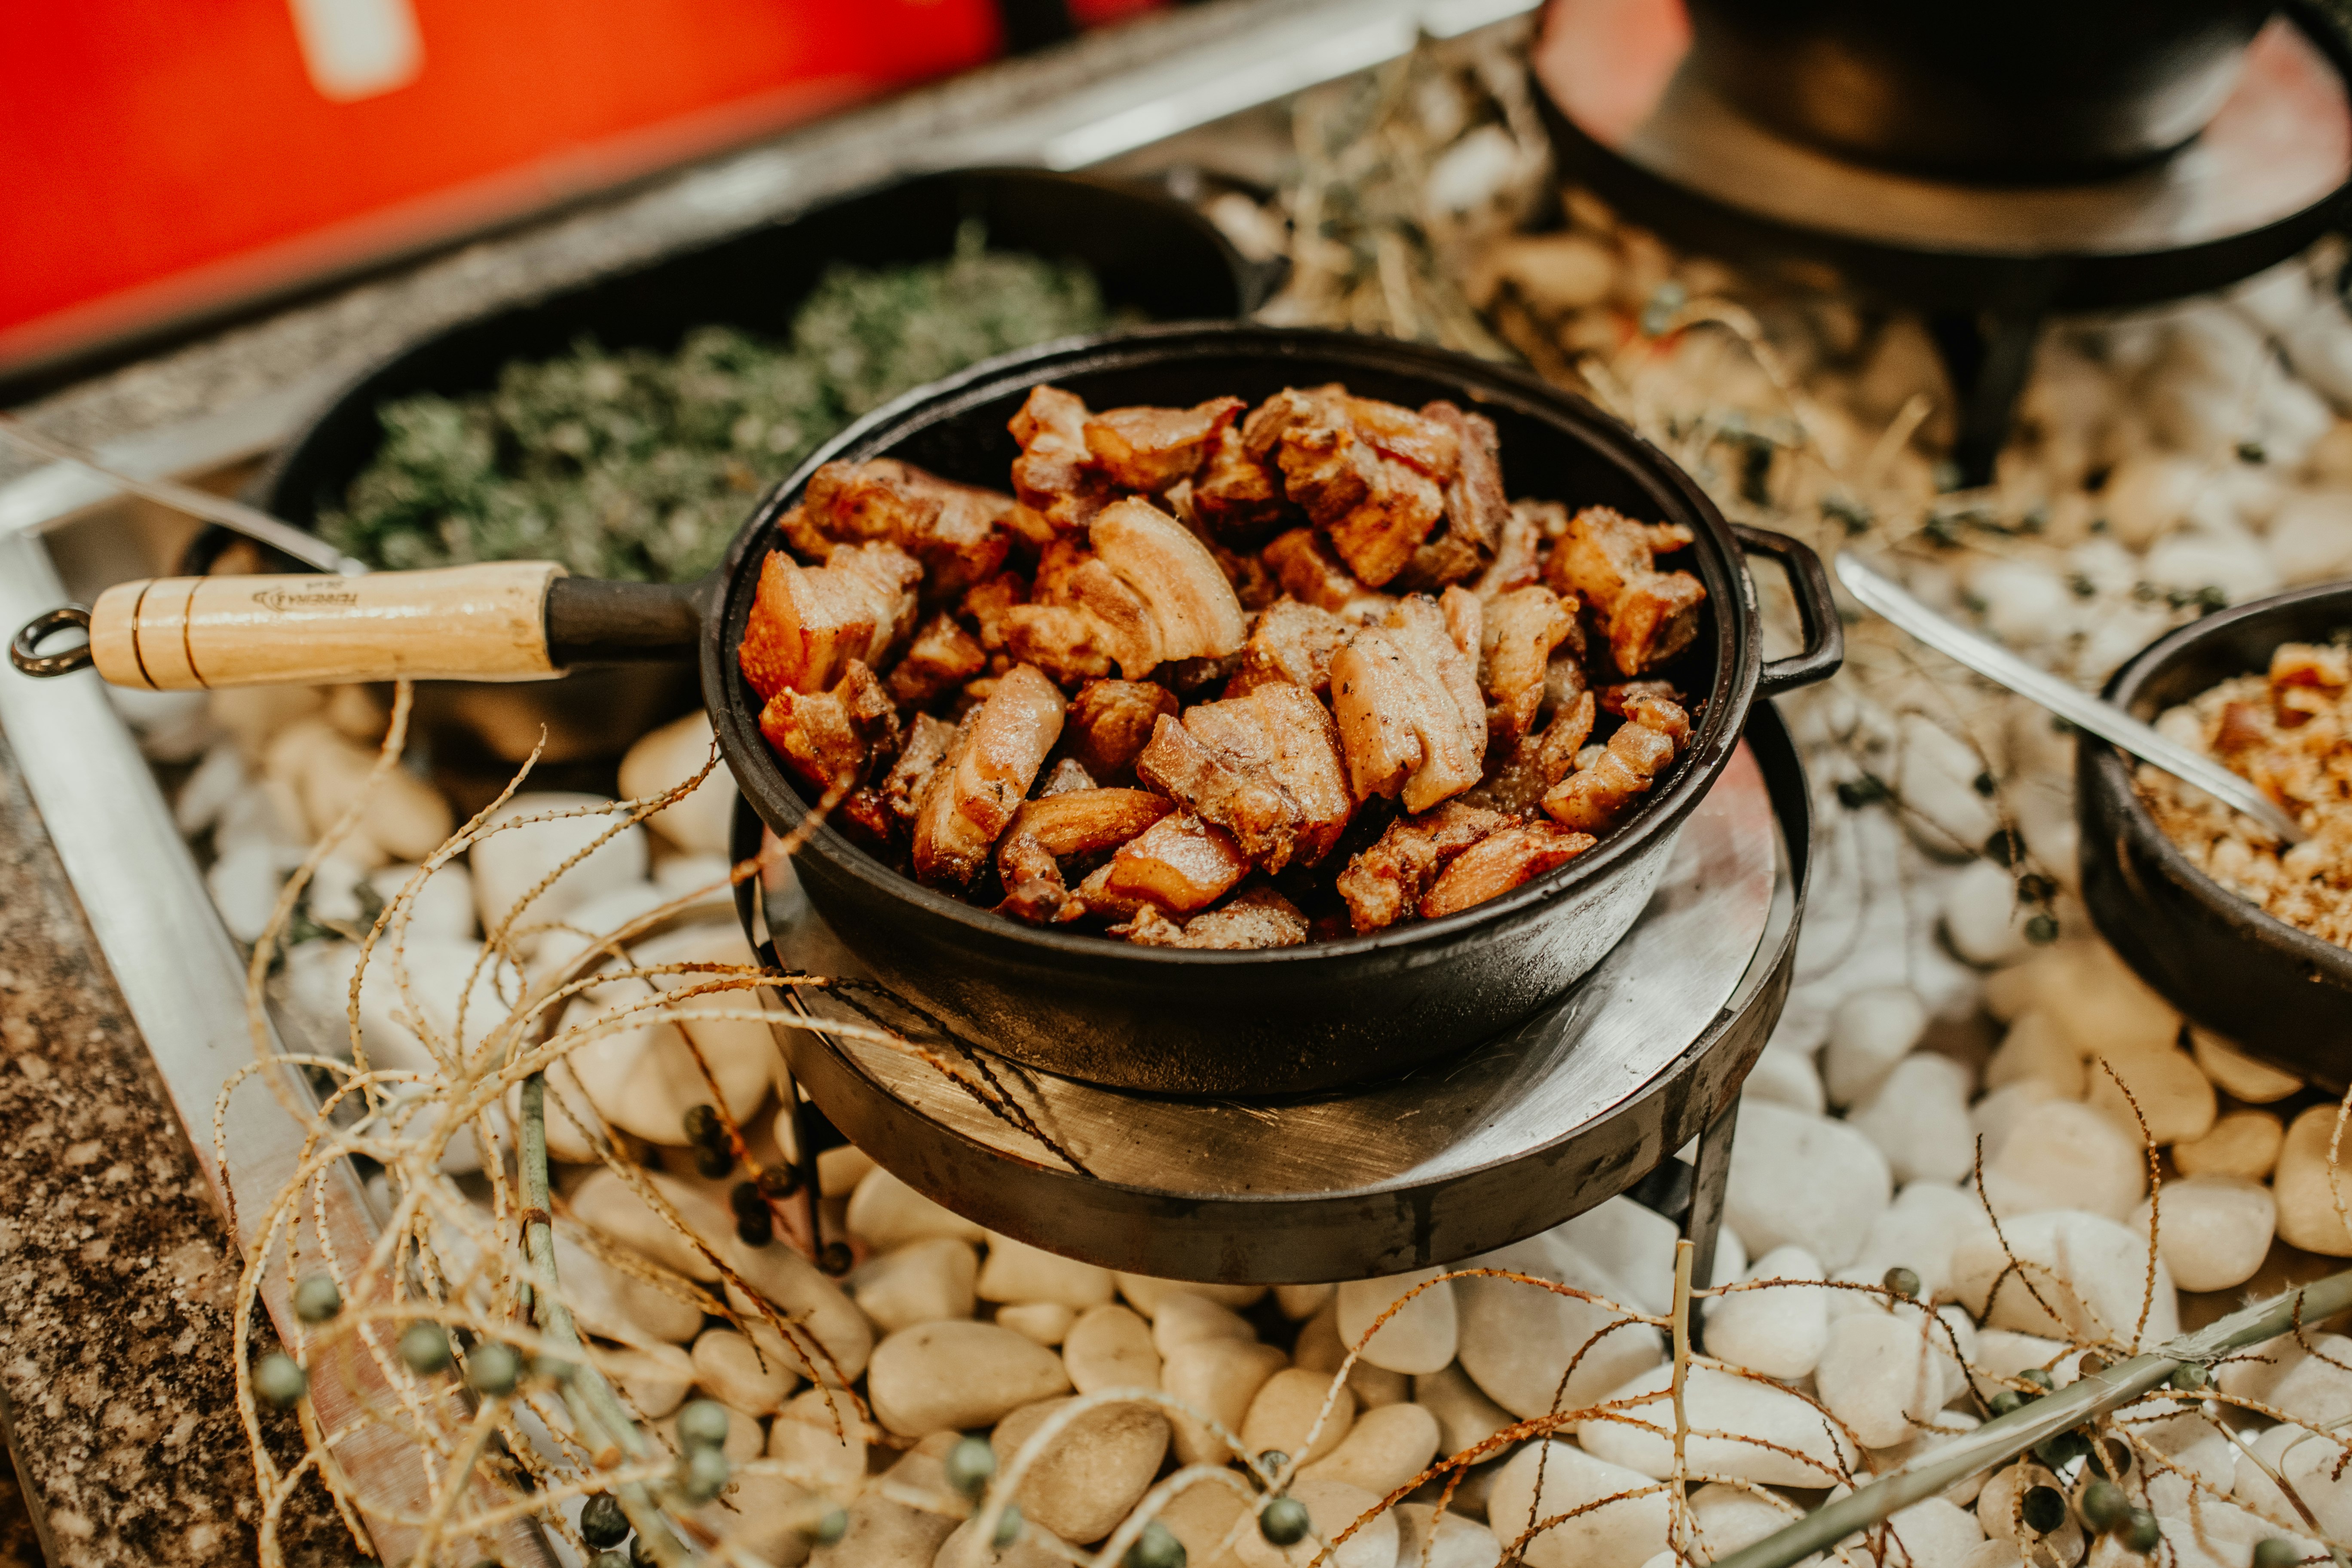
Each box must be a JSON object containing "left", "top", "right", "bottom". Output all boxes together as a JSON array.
[{"left": 321, "top": 223, "right": 1111, "bottom": 582}]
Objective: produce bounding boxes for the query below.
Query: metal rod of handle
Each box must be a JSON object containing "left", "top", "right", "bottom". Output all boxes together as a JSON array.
[
  {"left": 0, "top": 412, "right": 367, "bottom": 576},
  {"left": 1836, "top": 553, "right": 2306, "bottom": 843}
]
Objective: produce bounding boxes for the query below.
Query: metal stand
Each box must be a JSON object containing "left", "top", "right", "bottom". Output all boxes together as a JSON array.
[{"left": 736, "top": 705, "right": 1812, "bottom": 1285}]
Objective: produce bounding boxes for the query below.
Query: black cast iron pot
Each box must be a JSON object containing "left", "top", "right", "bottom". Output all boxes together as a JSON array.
[
  {"left": 17, "top": 325, "right": 1840, "bottom": 1098},
  {"left": 709, "top": 327, "right": 1841, "bottom": 1095},
  {"left": 2079, "top": 582, "right": 2352, "bottom": 1090}
]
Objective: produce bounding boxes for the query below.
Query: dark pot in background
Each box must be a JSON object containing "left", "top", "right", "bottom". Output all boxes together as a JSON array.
[
  {"left": 2079, "top": 582, "right": 2352, "bottom": 1091},
  {"left": 1683, "top": 0, "right": 2275, "bottom": 183}
]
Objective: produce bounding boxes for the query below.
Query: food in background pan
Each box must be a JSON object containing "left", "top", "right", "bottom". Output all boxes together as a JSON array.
[
  {"left": 322, "top": 226, "right": 1112, "bottom": 584},
  {"left": 739, "top": 381, "right": 1708, "bottom": 948},
  {"left": 2140, "top": 640, "right": 2352, "bottom": 946}
]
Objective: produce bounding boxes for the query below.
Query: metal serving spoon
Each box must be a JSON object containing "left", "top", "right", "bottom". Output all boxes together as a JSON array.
[{"left": 1835, "top": 552, "right": 2308, "bottom": 844}]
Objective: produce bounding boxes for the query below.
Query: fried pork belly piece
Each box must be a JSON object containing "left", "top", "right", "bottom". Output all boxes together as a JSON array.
[
  {"left": 996, "top": 832, "right": 1084, "bottom": 925},
  {"left": 1420, "top": 822, "right": 1596, "bottom": 919},
  {"left": 1084, "top": 397, "right": 1246, "bottom": 493},
  {"left": 1393, "top": 403, "right": 1507, "bottom": 591},
  {"left": 759, "top": 661, "right": 902, "bottom": 792},
  {"left": 1026, "top": 497, "right": 1250, "bottom": 680},
  {"left": 1262, "top": 387, "right": 1459, "bottom": 588},
  {"left": 1329, "top": 590, "right": 1488, "bottom": 812},
  {"left": 1069, "top": 679, "right": 1179, "bottom": 777},
  {"left": 1473, "top": 500, "right": 1552, "bottom": 598},
  {"left": 1262, "top": 528, "right": 1366, "bottom": 612},
  {"left": 1009, "top": 386, "right": 1113, "bottom": 534},
  {"left": 1137, "top": 683, "right": 1352, "bottom": 873},
  {"left": 1003, "top": 604, "right": 1116, "bottom": 686},
  {"left": 738, "top": 542, "right": 922, "bottom": 702},
  {"left": 992, "top": 788, "right": 1175, "bottom": 926},
  {"left": 1544, "top": 505, "right": 1706, "bottom": 677},
  {"left": 1473, "top": 689, "right": 1598, "bottom": 816},
  {"left": 1599, "top": 682, "right": 1691, "bottom": 743},
  {"left": 960, "top": 573, "right": 1027, "bottom": 654},
  {"left": 1097, "top": 811, "right": 1251, "bottom": 914},
  {"left": 910, "top": 665, "right": 1067, "bottom": 889},
  {"left": 1190, "top": 425, "right": 1294, "bottom": 543},
  {"left": 1542, "top": 695, "right": 1689, "bottom": 833},
  {"left": 789, "top": 459, "right": 1014, "bottom": 599},
  {"left": 1228, "top": 599, "right": 1353, "bottom": 699},
  {"left": 1119, "top": 885, "right": 1309, "bottom": 949},
  {"left": 887, "top": 613, "right": 989, "bottom": 707},
  {"left": 1039, "top": 757, "right": 1097, "bottom": 796},
  {"left": 883, "top": 714, "right": 959, "bottom": 828},
  {"left": 1334, "top": 802, "right": 1507, "bottom": 933},
  {"left": 1481, "top": 587, "right": 1582, "bottom": 744}
]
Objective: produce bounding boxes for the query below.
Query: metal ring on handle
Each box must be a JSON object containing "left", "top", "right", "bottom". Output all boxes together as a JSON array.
[{"left": 9, "top": 606, "right": 93, "bottom": 678}]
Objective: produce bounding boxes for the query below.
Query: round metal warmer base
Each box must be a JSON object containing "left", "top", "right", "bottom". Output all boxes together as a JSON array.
[{"left": 740, "top": 703, "right": 1813, "bottom": 1286}]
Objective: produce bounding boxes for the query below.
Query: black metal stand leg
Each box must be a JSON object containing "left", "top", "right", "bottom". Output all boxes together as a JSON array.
[
  {"left": 1683, "top": 1095, "right": 1740, "bottom": 1352},
  {"left": 1927, "top": 272, "right": 2059, "bottom": 489}
]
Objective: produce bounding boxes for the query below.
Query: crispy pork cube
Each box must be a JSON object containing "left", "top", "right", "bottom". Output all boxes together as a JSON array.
[
  {"left": 1544, "top": 505, "right": 1706, "bottom": 676},
  {"left": 1333, "top": 802, "right": 1507, "bottom": 933},
  {"left": 1058, "top": 556, "right": 1163, "bottom": 677},
  {"left": 1329, "top": 594, "right": 1488, "bottom": 812},
  {"left": 883, "top": 714, "right": 959, "bottom": 828},
  {"left": 1482, "top": 587, "right": 1581, "bottom": 744},
  {"left": 1174, "top": 685, "right": 1353, "bottom": 869},
  {"left": 1098, "top": 812, "right": 1251, "bottom": 914},
  {"left": 1392, "top": 402, "right": 1507, "bottom": 590},
  {"left": 1473, "top": 500, "right": 1552, "bottom": 598},
  {"left": 1009, "top": 386, "right": 1112, "bottom": 534},
  {"left": 1262, "top": 528, "right": 1365, "bottom": 612},
  {"left": 1092, "top": 496, "right": 1249, "bottom": 666},
  {"left": 1136, "top": 714, "right": 1302, "bottom": 873},
  {"left": 737, "top": 543, "right": 921, "bottom": 702},
  {"left": 1228, "top": 599, "right": 1354, "bottom": 699},
  {"left": 1069, "top": 679, "right": 1180, "bottom": 777},
  {"left": 1419, "top": 822, "right": 1596, "bottom": 919},
  {"left": 910, "top": 665, "right": 1066, "bottom": 889},
  {"left": 759, "top": 661, "right": 902, "bottom": 792},
  {"left": 887, "top": 613, "right": 989, "bottom": 707},
  {"left": 793, "top": 459, "right": 1014, "bottom": 598},
  {"left": 1000, "top": 788, "right": 1174, "bottom": 861},
  {"left": 961, "top": 573, "right": 1029, "bottom": 653},
  {"left": 1120, "top": 885, "right": 1309, "bottom": 949},
  {"left": 1599, "top": 683, "right": 1691, "bottom": 745},
  {"left": 1190, "top": 424, "right": 1294, "bottom": 542},
  {"left": 1003, "top": 603, "right": 1116, "bottom": 686},
  {"left": 996, "top": 831, "right": 1083, "bottom": 925},
  {"left": 1480, "top": 689, "right": 1600, "bottom": 814},
  {"left": 1541, "top": 699, "right": 1687, "bottom": 833},
  {"left": 1280, "top": 421, "right": 1448, "bottom": 588},
  {"left": 1039, "top": 757, "right": 1097, "bottom": 796},
  {"left": 1083, "top": 397, "right": 1246, "bottom": 493}
]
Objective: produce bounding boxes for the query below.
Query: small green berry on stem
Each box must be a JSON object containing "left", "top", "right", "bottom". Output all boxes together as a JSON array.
[
  {"left": 255, "top": 1353, "right": 307, "bottom": 1409},
  {"left": 756, "top": 1165, "right": 801, "bottom": 1200},
  {"left": 1260, "top": 1496, "right": 1311, "bottom": 1547},
  {"left": 694, "top": 1143, "right": 735, "bottom": 1180},
  {"left": 1255, "top": 1449, "right": 1291, "bottom": 1482},
  {"left": 2169, "top": 1363, "right": 2208, "bottom": 1392},
  {"left": 2020, "top": 1368, "right": 2055, "bottom": 1391},
  {"left": 992, "top": 1503, "right": 1025, "bottom": 1550},
  {"left": 2120, "top": 1509, "right": 2162, "bottom": 1553},
  {"left": 818, "top": 1241, "right": 852, "bottom": 1276},
  {"left": 682, "top": 1104, "right": 721, "bottom": 1147},
  {"left": 1125, "top": 1518, "right": 1188, "bottom": 1568},
  {"left": 467, "top": 1342, "right": 521, "bottom": 1397},
  {"left": 1988, "top": 1390, "right": 2024, "bottom": 1416},
  {"left": 293, "top": 1274, "right": 342, "bottom": 1323},
  {"left": 812, "top": 1508, "right": 848, "bottom": 1545},
  {"left": 579, "top": 1493, "right": 629, "bottom": 1550},
  {"left": 945, "top": 1434, "right": 998, "bottom": 1498},
  {"left": 589, "top": 1554, "right": 630, "bottom": 1568},
  {"left": 680, "top": 1444, "right": 730, "bottom": 1504},
  {"left": 736, "top": 1208, "right": 774, "bottom": 1249},
  {"left": 2252, "top": 1538, "right": 2306, "bottom": 1568},
  {"left": 2020, "top": 1486, "right": 2067, "bottom": 1534},
  {"left": 2080, "top": 1479, "right": 2128, "bottom": 1533},
  {"left": 1882, "top": 1266, "right": 1920, "bottom": 1300},
  {"left": 676, "top": 1399, "right": 731, "bottom": 1452},
  {"left": 399, "top": 1322, "right": 451, "bottom": 1375}
]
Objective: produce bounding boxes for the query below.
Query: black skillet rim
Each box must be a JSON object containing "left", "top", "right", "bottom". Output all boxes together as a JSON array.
[
  {"left": 702, "top": 322, "right": 1762, "bottom": 968},
  {"left": 2087, "top": 579, "right": 2352, "bottom": 985}
]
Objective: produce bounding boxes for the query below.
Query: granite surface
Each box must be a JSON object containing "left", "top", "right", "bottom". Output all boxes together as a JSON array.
[{"left": 0, "top": 735, "right": 345, "bottom": 1566}]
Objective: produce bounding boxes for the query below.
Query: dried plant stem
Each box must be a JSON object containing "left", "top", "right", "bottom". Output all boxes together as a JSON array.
[
  {"left": 1712, "top": 1268, "right": 2352, "bottom": 1568},
  {"left": 1669, "top": 1238, "right": 1697, "bottom": 1562}
]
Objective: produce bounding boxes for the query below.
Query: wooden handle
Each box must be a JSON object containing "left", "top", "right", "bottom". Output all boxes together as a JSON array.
[{"left": 88, "top": 563, "right": 565, "bottom": 691}]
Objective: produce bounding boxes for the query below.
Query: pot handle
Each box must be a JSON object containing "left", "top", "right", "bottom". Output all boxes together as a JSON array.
[
  {"left": 1733, "top": 525, "right": 1845, "bottom": 697},
  {"left": 9, "top": 565, "right": 700, "bottom": 690}
]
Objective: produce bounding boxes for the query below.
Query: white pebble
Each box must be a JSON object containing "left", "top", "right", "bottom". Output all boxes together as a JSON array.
[
  {"left": 1981, "top": 1099, "right": 2147, "bottom": 1220},
  {"left": 1814, "top": 1312, "right": 1951, "bottom": 1449},
  {"left": 2270, "top": 1106, "right": 2352, "bottom": 1255},
  {"left": 1063, "top": 1304, "right": 1161, "bottom": 1394},
  {"left": 1895, "top": 716, "right": 1999, "bottom": 858},
  {"left": 1951, "top": 1208, "right": 2179, "bottom": 1343},
  {"left": 2084, "top": 1045, "right": 2215, "bottom": 1146},
  {"left": 469, "top": 791, "right": 649, "bottom": 943},
  {"left": 2102, "top": 453, "right": 2205, "bottom": 547},
  {"left": 603, "top": 1341, "right": 693, "bottom": 1418},
  {"left": 995, "top": 1302, "right": 1077, "bottom": 1346},
  {"left": 1115, "top": 1273, "right": 1267, "bottom": 1316},
  {"left": 2222, "top": 1330, "right": 2352, "bottom": 1431},
  {"left": 1300, "top": 1401, "right": 1442, "bottom": 1495},
  {"left": 1725, "top": 1099, "right": 1892, "bottom": 1269},
  {"left": 977, "top": 1234, "right": 1116, "bottom": 1311},
  {"left": 1393, "top": 1504, "right": 1501, "bottom": 1568},
  {"left": 1241, "top": 1367, "right": 1356, "bottom": 1465},
  {"left": 1454, "top": 1237, "right": 1663, "bottom": 1420},
  {"left": 1485, "top": 1441, "right": 1669, "bottom": 1568},
  {"left": 1275, "top": 1283, "right": 1336, "bottom": 1320},
  {"left": 1850, "top": 1053, "right": 1977, "bottom": 1185},
  {"left": 724, "top": 1236, "right": 874, "bottom": 1385},
  {"left": 864, "top": 1320, "right": 1069, "bottom": 1436},
  {"left": 1162, "top": 1338, "right": 1287, "bottom": 1466},
  {"left": 619, "top": 710, "right": 738, "bottom": 855},
  {"left": 1550, "top": 1197, "right": 1679, "bottom": 1319},
  {"left": 206, "top": 842, "right": 290, "bottom": 943},
  {"left": 1823, "top": 986, "right": 1929, "bottom": 1108},
  {"left": 846, "top": 1167, "right": 987, "bottom": 1249},
  {"left": 2187, "top": 1027, "right": 2302, "bottom": 1103},
  {"left": 2174, "top": 1109, "right": 2286, "bottom": 1181},
  {"left": 1981, "top": 1011, "right": 2086, "bottom": 1100},
  {"left": 690, "top": 1326, "right": 799, "bottom": 1415},
  {"left": 992, "top": 1395, "right": 1170, "bottom": 1546},
  {"left": 848, "top": 1238, "right": 978, "bottom": 1334},
  {"left": 1412, "top": 1364, "right": 1512, "bottom": 1457},
  {"left": 1969, "top": 560, "right": 2071, "bottom": 647},
  {"left": 1236, "top": 1478, "right": 1396, "bottom": 1568},
  {"left": 1704, "top": 1244, "right": 1828, "bottom": 1379},
  {"left": 2262, "top": 487, "right": 2352, "bottom": 583},
  {"left": 1855, "top": 1182, "right": 1995, "bottom": 1303},
  {"left": 1744, "top": 1039, "right": 1826, "bottom": 1115},
  {"left": 1941, "top": 861, "right": 2034, "bottom": 968},
  {"left": 368, "top": 861, "right": 475, "bottom": 939},
  {"left": 1154, "top": 1292, "right": 1257, "bottom": 1356},
  {"left": 175, "top": 741, "right": 249, "bottom": 834},
  {"left": 1577, "top": 1362, "right": 1859, "bottom": 1486},
  {"left": 1336, "top": 1269, "right": 1459, "bottom": 1375}
]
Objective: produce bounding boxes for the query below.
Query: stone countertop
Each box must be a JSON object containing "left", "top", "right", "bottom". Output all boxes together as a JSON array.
[{"left": 0, "top": 735, "right": 347, "bottom": 1564}]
